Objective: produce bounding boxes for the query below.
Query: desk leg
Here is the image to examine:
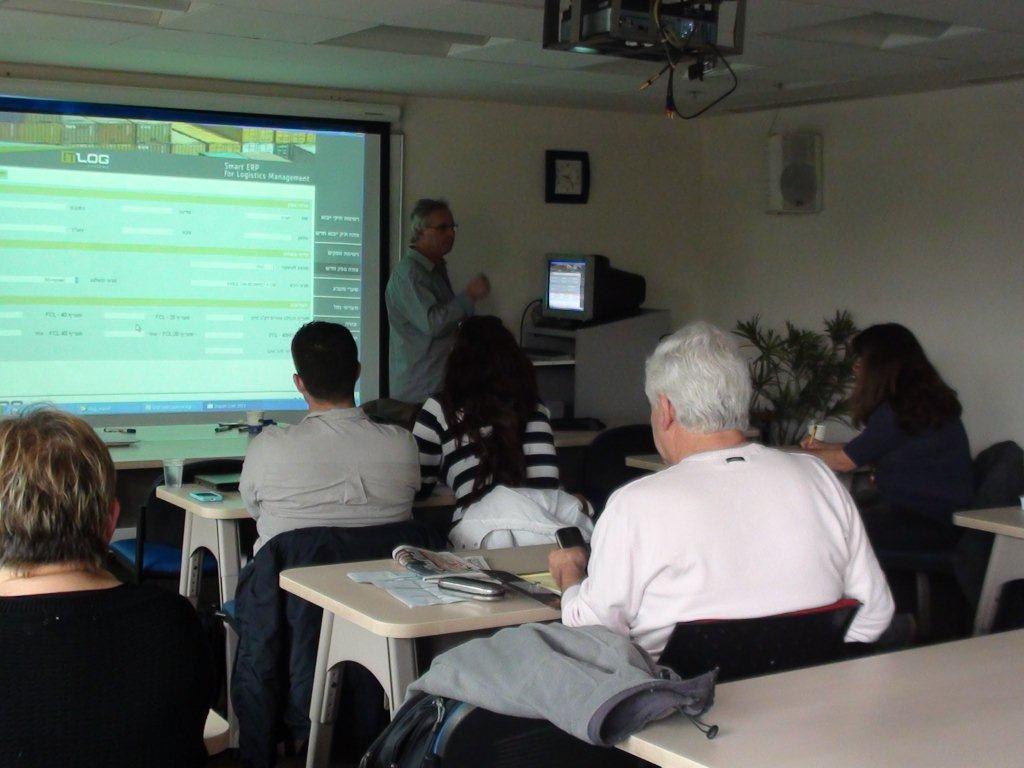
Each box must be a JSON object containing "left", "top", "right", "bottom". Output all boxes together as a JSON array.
[
  {"left": 305, "top": 613, "right": 418, "bottom": 768},
  {"left": 215, "top": 519, "right": 241, "bottom": 606},
  {"left": 386, "top": 637, "right": 418, "bottom": 716},
  {"left": 306, "top": 612, "right": 337, "bottom": 768},
  {"left": 178, "top": 513, "right": 203, "bottom": 604},
  {"left": 974, "top": 535, "right": 1024, "bottom": 635},
  {"left": 225, "top": 623, "right": 240, "bottom": 749}
]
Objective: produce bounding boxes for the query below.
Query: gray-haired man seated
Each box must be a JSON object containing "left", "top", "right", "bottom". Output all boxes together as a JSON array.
[{"left": 549, "top": 321, "right": 895, "bottom": 657}]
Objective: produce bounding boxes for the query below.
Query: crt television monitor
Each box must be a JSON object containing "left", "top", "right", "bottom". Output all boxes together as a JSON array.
[{"left": 543, "top": 254, "right": 595, "bottom": 322}]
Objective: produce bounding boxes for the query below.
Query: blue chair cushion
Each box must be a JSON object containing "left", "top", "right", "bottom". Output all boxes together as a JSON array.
[{"left": 110, "top": 539, "right": 217, "bottom": 576}]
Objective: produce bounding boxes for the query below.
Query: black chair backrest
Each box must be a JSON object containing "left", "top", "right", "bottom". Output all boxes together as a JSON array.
[
  {"left": 581, "top": 425, "right": 656, "bottom": 515},
  {"left": 952, "top": 441, "right": 1024, "bottom": 605},
  {"left": 437, "top": 705, "right": 639, "bottom": 768},
  {"left": 972, "top": 441, "right": 1024, "bottom": 509},
  {"left": 234, "top": 521, "right": 448, "bottom": 768},
  {"left": 658, "top": 599, "right": 860, "bottom": 684}
]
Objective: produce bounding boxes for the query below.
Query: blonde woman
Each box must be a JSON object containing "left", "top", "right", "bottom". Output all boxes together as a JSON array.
[{"left": 0, "top": 409, "right": 215, "bottom": 767}]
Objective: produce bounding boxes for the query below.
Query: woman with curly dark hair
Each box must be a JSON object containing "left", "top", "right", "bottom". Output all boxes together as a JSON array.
[
  {"left": 413, "top": 315, "right": 561, "bottom": 513},
  {"left": 802, "top": 323, "right": 974, "bottom": 549}
]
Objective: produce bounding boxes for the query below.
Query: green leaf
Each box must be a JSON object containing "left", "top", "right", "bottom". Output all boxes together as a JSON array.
[{"left": 732, "top": 310, "right": 859, "bottom": 444}]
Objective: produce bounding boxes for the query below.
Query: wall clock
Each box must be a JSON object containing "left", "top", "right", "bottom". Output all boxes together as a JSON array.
[{"left": 545, "top": 150, "right": 590, "bottom": 204}]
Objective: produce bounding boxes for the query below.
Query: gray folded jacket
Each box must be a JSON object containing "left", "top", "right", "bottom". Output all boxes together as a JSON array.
[{"left": 407, "top": 622, "right": 716, "bottom": 746}]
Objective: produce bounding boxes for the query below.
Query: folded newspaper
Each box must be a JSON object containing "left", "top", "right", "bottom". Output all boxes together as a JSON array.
[{"left": 391, "top": 545, "right": 489, "bottom": 581}]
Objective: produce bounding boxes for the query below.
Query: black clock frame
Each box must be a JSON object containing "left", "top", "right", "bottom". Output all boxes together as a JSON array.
[{"left": 545, "top": 149, "right": 590, "bottom": 204}]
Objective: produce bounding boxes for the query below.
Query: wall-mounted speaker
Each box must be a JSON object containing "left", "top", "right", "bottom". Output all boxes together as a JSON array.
[{"left": 767, "top": 132, "right": 822, "bottom": 214}]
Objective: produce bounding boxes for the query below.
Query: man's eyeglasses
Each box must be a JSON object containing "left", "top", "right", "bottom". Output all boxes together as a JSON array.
[{"left": 425, "top": 223, "right": 459, "bottom": 232}]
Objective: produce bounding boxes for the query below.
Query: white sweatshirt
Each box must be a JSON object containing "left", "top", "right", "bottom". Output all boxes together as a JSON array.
[{"left": 561, "top": 443, "right": 895, "bottom": 657}]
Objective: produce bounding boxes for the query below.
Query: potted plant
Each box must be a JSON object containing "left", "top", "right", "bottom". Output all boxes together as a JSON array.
[{"left": 733, "top": 311, "right": 858, "bottom": 445}]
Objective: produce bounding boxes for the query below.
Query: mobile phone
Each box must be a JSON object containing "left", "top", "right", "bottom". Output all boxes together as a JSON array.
[
  {"left": 555, "top": 527, "right": 586, "bottom": 549},
  {"left": 437, "top": 577, "right": 506, "bottom": 601},
  {"left": 188, "top": 490, "right": 223, "bottom": 503}
]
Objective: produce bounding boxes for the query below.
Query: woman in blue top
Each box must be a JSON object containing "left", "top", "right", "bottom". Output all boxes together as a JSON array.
[{"left": 802, "top": 323, "right": 974, "bottom": 551}]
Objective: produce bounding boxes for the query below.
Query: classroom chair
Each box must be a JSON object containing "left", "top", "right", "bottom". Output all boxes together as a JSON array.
[
  {"left": 204, "top": 710, "right": 231, "bottom": 757},
  {"left": 874, "top": 441, "right": 1024, "bottom": 638},
  {"left": 363, "top": 602, "right": 860, "bottom": 768},
  {"left": 658, "top": 599, "right": 860, "bottom": 683},
  {"left": 580, "top": 424, "right": 655, "bottom": 515},
  {"left": 231, "top": 521, "right": 447, "bottom": 768},
  {"left": 384, "top": 706, "right": 645, "bottom": 768},
  {"left": 109, "top": 459, "right": 245, "bottom": 583}
]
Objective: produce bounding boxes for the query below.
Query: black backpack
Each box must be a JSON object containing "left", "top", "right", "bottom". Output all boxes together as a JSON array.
[
  {"left": 360, "top": 694, "right": 642, "bottom": 768},
  {"left": 359, "top": 695, "right": 450, "bottom": 768}
]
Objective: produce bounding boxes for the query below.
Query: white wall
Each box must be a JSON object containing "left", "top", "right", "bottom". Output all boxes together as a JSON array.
[
  {"left": 692, "top": 82, "right": 1024, "bottom": 451},
  {"left": 396, "top": 97, "right": 706, "bottom": 336},
  {"left": 394, "top": 86, "right": 1024, "bottom": 451},
  {"left": 13, "top": 68, "right": 1020, "bottom": 446}
]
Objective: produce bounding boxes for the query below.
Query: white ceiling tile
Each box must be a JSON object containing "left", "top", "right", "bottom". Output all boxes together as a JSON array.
[
  {"left": 733, "top": 35, "right": 863, "bottom": 67},
  {"left": 744, "top": 49, "right": 949, "bottom": 86},
  {"left": 889, "top": 30, "right": 1024, "bottom": 63},
  {"left": 113, "top": 27, "right": 418, "bottom": 77},
  {"left": 390, "top": 56, "right": 546, "bottom": 85},
  {"left": 115, "top": 27, "right": 294, "bottom": 56},
  {"left": 581, "top": 56, "right": 677, "bottom": 78},
  {"left": 389, "top": 0, "right": 542, "bottom": 42},
  {"left": 448, "top": 38, "right": 603, "bottom": 69},
  {"left": 744, "top": 1, "right": 867, "bottom": 35},
  {"left": 4, "top": 0, "right": 161, "bottom": 25},
  {"left": 797, "top": 1, "right": 1024, "bottom": 33},
  {"left": 523, "top": 68, "right": 674, "bottom": 95},
  {"left": 0, "top": 7, "right": 146, "bottom": 43},
  {"left": 160, "top": 3, "right": 373, "bottom": 44},
  {"left": 320, "top": 25, "right": 488, "bottom": 58},
  {"left": 204, "top": 0, "right": 460, "bottom": 25},
  {"left": 462, "top": 0, "right": 546, "bottom": 10},
  {"left": 0, "top": 1, "right": 1022, "bottom": 115}
]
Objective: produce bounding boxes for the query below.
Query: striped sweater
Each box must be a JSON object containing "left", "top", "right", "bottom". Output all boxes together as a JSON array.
[{"left": 413, "top": 396, "right": 560, "bottom": 506}]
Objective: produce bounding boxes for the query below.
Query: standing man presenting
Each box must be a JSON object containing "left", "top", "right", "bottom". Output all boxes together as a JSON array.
[{"left": 386, "top": 199, "right": 490, "bottom": 405}]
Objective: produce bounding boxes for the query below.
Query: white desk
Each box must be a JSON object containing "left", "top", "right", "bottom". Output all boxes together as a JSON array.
[
  {"left": 626, "top": 449, "right": 863, "bottom": 489},
  {"left": 625, "top": 453, "right": 667, "bottom": 472},
  {"left": 154, "top": 482, "right": 475, "bottom": 752},
  {"left": 156, "top": 484, "right": 248, "bottom": 606},
  {"left": 553, "top": 429, "right": 601, "bottom": 448},
  {"left": 153, "top": 484, "right": 249, "bottom": 750},
  {"left": 280, "top": 544, "right": 558, "bottom": 768},
  {"left": 626, "top": 445, "right": 840, "bottom": 473},
  {"left": 155, "top": 484, "right": 459, "bottom": 607},
  {"left": 954, "top": 505, "right": 1024, "bottom": 634},
  {"left": 103, "top": 424, "right": 251, "bottom": 470},
  {"left": 203, "top": 710, "right": 231, "bottom": 757},
  {"left": 133, "top": 422, "right": 584, "bottom": 600},
  {"left": 107, "top": 425, "right": 597, "bottom": 470},
  {"left": 620, "top": 629, "right": 1024, "bottom": 768}
]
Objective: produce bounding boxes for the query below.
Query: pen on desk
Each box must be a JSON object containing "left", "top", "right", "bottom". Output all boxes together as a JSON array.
[{"left": 103, "top": 428, "right": 136, "bottom": 434}]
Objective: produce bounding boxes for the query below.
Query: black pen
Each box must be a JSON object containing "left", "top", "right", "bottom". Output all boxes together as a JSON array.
[{"left": 103, "top": 428, "right": 137, "bottom": 434}]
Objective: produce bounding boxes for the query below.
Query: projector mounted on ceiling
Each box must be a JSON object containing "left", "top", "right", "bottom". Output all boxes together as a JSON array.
[{"left": 542, "top": 0, "right": 745, "bottom": 62}]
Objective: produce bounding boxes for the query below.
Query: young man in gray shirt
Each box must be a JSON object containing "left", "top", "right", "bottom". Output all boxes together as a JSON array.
[{"left": 240, "top": 321, "right": 419, "bottom": 552}]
